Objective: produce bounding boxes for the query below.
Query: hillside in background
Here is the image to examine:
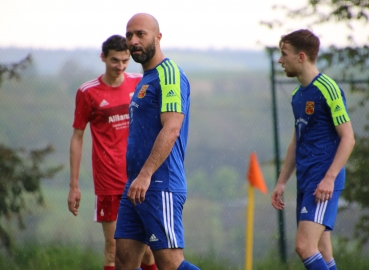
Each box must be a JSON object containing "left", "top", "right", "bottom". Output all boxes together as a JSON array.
[
  {"left": 0, "top": 47, "right": 269, "bottom": 75},
  {"left": 0, "top": 47, "right": 279, "bottom": 179},
  {"left": 0, "top": 47, "right": 366, "bottom": 267}
]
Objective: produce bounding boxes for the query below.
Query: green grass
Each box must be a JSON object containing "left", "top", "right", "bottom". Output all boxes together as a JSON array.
[
  {"left": 0, "top": 242, "right": 102, "bottom": 270},
  {"left": 254, "top": 245, "right": 369, "bottom": 270},
  {"left": 186, "top": 252, "right": 241, "bottom": 270},
  {"left": 2, "top": 242, "right": 369, "bottom": 270}
]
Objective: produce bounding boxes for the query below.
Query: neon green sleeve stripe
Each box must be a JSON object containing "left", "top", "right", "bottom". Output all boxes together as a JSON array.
[
  {"left": 292, "top": 86, "right": 300, "bottom": 96},
  {"left": 313, "top": 75, "right": 350, "bottom": 126},
  {"left": 156, "top": 60, "right": 182, "bottom": 113}
]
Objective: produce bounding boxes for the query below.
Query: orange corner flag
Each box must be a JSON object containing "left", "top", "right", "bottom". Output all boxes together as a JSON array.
[{"left": 247, "top": 152, "right": 268, "bottom": 194}]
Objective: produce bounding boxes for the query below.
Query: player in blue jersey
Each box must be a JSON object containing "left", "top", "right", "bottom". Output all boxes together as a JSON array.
[
  {"left": 271, "top": 29, "right": 355, "bottom": 270},
  {"left": 114, "top": 13, "right": 200, "bottom": 270}
]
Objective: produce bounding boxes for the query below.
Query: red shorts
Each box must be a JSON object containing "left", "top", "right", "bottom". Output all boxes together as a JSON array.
[{"left": 94, "top": 194, "right": 122, "bottom": 222}]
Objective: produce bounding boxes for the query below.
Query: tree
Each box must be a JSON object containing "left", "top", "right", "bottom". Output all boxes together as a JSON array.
[
  {"left": 263, "top": 0, "right": 369, "bottom": 248},
  {"left": 0, "top": 54, "right": 32, "bottom": 86},
  {"left": 261, "top": 0, "right": 369, "bottom": 81},
  {"left": 0, "top": 56, "right": 63, "bottom": 253}
]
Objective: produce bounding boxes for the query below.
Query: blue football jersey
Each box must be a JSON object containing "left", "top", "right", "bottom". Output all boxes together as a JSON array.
[
  {"left": 126, "top": 58, "right": 190, "bottom": 192},
  {"left": 292, "top": 73, "right": 350, "bottom": 191}
]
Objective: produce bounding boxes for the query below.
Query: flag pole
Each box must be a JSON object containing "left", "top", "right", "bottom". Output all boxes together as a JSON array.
[
  {"left": 245, "top": 152, "right": 268, "bottom": 270},
  {"left": 245, "top": 184, "right": 255, "bottom": 270}
]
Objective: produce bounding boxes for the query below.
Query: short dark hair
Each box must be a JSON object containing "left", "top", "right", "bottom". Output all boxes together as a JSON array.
[
  {"left": 102, "top": 35, "right": 128, "bottom": 57},
  {"left": 279, "top": 29, "right": 320, "bottom": 63}
]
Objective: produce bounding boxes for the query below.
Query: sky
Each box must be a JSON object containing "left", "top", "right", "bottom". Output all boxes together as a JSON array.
[{"left": 0, "top": 0, "right": 367, "bottom": 51}]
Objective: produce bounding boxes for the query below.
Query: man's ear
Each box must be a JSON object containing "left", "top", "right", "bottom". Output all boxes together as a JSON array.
[
  {"left": 298, "top": 52, "right": 306, "bottom": 63},
  {"left": 100, "top": 52, "right": 106, "bottom": 62},
  {"left": 156, "top": 33, "right": 162, "bottom": 45}
]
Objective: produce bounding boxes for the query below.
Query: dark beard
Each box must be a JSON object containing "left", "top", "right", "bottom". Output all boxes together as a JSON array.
[{"left": 130, "top": 41, "right": 156, "bottom": 64}]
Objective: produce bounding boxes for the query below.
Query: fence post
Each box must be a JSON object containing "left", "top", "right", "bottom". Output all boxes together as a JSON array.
[{"left": 268, "top": 47, "right": 287, "bottom": 264}]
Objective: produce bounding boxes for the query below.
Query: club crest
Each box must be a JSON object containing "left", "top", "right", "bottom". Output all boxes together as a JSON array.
[
  {"left": 138, "top": 85, "right": 149, "bottom": 98},
  {"left": 305, "top": 101, "right": 315, "bottom": 115}
]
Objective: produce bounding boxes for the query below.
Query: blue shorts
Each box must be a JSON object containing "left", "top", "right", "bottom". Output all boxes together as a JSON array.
[
  {"left": 114, "top": 190, "right": 186, "bottom": 250},
  {"left": 296, "top": 189, "right": 342, "bottom": 230}
]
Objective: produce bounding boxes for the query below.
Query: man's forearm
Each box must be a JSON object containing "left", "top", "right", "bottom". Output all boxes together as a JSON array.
[
  {"left": 325, "top": 136, "right": 355, "bottom": 179},
  {"left": 69, "top": 137, "right": 83, "bottom": 187},
  {"left": 139, "top": 126, "right": 178, "bottom": 178}
]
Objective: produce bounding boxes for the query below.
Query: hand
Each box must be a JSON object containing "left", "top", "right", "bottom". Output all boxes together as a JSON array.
[
  {"left": 313, "top": 177, "right": 334, "bottom": 203},
  {"left": 127, "top": 174, "right": 151, "bottom": 206},
  {"left": 271, "top": 183, "right": 286, "bottom": 210},
  {"left": 67, "top": 187, "right": 81, "bottom": 216}
]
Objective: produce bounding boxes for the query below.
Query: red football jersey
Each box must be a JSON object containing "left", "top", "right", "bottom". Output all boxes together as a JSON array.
[{"left": 73, "top": 73, "right": 142, "bottom": 195}]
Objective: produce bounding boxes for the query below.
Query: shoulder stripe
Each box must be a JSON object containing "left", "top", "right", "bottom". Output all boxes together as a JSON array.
[
  {"left": 314, "top": 74, "right": 350, "bottom": 126},
  {"left": 315, "top": 74, "right": 340, "bottom": 101},
  {"left": 160, "top": 60, "right": 177, "bottom": 85},
  {"left": 125, "top": 72, "right": 143, "bottom": 78},
  {"left": 167, "top": 60, "right": 176, "bottom": 84},
  {"left": 321, "top": 74, "right": 341, "bottom": 99},
  {"left": 80, "top": 79, "right": 100, "bottom": 92},
  {"left": 292, "top": 85, "right": 300, "bottom": 96},
  {"left": 157, "top": 59, "right": 182, "bottom": 113}
]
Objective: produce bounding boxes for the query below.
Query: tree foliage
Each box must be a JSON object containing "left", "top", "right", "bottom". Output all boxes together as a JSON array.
[
  {"left": 0, "top": 144, "right": 63, "bottom": 251},
  {"left": 263, "top": 0, "right": 369, "bottom": 247},
  {"left": 261, "top": 0, "right": 369, "bottom": 35},
  {"left": 0, "top": 54, "right": 32, "bottom": 86},
  {"left": 0, "top": 57, "right": 63, "bottom": 253}
]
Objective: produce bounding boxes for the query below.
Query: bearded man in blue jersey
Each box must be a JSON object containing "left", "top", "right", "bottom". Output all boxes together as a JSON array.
[
  {"left": 114, "top": 13, "right": 200, "bottom": 270},
  {"left": 271, "top": 29, "right": 355, "bottom": 270}
]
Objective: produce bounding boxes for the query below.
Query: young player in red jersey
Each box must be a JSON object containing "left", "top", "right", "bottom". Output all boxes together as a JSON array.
[{"left": 67, "top": 35, "right": 157, "bottom": 270}]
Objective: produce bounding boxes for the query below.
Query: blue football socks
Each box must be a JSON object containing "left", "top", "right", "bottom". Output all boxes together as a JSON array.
[
  {"left": 326, "top": 259, "right": 337, "bottom": 270},
  {"left": 177, "top": 260, "right": 200, "bottom": 270},
  {"left": 303, "top": 253, "right": 329, "bottom": 270}
]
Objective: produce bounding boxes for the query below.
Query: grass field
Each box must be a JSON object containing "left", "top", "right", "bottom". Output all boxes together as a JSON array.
[
  {"left": 5, "top": 165, "right": 369, "bottom": 269},
  {"left": 10, "top": 173, "right": 293, "bottom": 268},
  {"left": 2, "top": 241, "right": 369, "bottom": 270}
]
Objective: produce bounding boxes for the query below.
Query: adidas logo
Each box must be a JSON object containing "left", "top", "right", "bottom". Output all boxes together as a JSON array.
[
  {"left": 149, "top": 234, "right": 159, "bottom": 242},
  {"left": 334, "top": 105, "right": 341, "bottom": 112},
  {"left": 100, "top": 99, "right": 109, "bottom": 107},
  {"left": 166, "top": 90, "right": 176, "bottom": 97},
  {"left": 301, "top": 207, "right": 308, "bottom": 214}
]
